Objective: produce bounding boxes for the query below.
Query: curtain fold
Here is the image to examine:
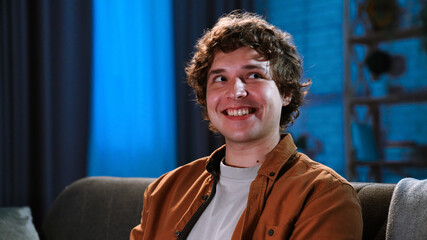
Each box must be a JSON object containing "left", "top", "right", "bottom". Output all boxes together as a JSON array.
[
  {"left": 173, "top": 0, "right": 255, "bottom": 166},
  {"left": 0, "top": 0, "right": 31, "bottom": 209},
  {"left": 0, "top": 0, "right": 92, "bottom": 230}
]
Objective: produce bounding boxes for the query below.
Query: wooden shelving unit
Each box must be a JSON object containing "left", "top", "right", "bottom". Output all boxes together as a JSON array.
[
  {"left": 343, "top": 0, "right": 427, "bottom": 182},
  {"left": 350, "top": 90, "right": 427, "bottom": 105},
  {"left": 353, "top": 161, "right": 427, "bottom": 167},
  {"left": 349, "top": 26, "right": 424, "bottom": 45}
]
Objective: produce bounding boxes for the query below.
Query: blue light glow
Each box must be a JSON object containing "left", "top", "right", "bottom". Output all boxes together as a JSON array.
[{"left": 88, "top": 0, "right": 176, "bottom": 177}]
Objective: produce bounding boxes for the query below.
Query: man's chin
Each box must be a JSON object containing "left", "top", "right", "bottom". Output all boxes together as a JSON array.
[{"left": 222, "top": 132, "right": 257, "bottom": 144}]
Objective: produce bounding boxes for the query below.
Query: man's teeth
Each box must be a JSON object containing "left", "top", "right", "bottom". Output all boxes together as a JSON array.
[{"left": 227, "top": 108, "right": 250, "bottom": 116}]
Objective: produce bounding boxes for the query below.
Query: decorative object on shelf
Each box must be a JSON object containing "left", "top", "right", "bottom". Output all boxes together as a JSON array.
[
  {"left": 366, "top": 0, "right": 400, "bottom": 31},
  {"left": 365, "top": 49, "right": 407, "bottom": 80},
  {"left": 365, "top": 49, "right": 392, "bottom": 79},
  {"left": 351, "top": 123, "right": 379, "bottom": 162},
  {"left": 294, "top": 133, "right": 323, "bottom": 160}
]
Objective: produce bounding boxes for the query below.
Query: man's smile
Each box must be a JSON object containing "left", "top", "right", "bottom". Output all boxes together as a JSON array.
[{"left": 223, "top": 107, "right": 256, "bottom": 117}]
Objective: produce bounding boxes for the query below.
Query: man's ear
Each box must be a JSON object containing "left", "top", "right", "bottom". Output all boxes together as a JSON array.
[{"left": 282, "top": 94, "right": 292, "bottom": 106}]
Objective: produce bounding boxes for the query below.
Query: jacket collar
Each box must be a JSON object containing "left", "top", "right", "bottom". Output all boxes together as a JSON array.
[
  {"left": 257, "top": 134, "right": 298, "bottom": 180},
  {"left": 206, "top": 144, "right": 226, "bottom": 180},
  {"left": 206, "top": 134, "right": 298, "bottom": 179}
]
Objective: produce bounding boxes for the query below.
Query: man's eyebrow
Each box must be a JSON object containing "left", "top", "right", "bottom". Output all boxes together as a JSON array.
[
  {"left": 208, "top": 64, "right": 267, "bottom": 77},
  {"left": 207, "top": 68, "right": 225, "bottom": 77},
  {"left": 242, "top": 64, "right": 267, "bottom": 71}
]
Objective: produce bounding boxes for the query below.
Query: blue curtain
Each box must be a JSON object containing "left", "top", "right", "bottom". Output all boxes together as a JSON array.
[
  {"left": 1, "top": 0, "right": 92, "bottom": 229},
  {"left": 89, "top": 0, "right": 176, "bottom": 177}
]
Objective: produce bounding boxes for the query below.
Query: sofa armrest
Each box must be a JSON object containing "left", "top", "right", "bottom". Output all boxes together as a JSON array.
[{"left": 42, "top": 176, "right": 155, "bottom": 240}]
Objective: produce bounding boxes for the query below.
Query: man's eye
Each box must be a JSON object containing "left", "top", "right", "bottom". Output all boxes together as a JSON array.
[
  {"left": 214, "top": 76, "right": 227, "bottom": 82},
  {"left": 248, "top": 73, "right": 262, "bottom": 79}
]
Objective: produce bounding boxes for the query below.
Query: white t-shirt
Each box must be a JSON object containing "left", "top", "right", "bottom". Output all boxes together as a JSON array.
[{"left": 187, "top": 160, "right": 260, "bottom": 240}]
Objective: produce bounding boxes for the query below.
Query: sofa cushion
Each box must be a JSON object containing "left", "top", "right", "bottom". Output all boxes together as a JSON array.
[
  {"left": 386, "top": 178, "right": 427, "bottom": 240},
  {"left": 0, "top": 206, "right": 39, "bottom": 240},
  {"left": 42, "top": 177, "right": 155, "bottom": 240},
  {"left": 352, "top": 182, "right": 395, "bottom": 240}
]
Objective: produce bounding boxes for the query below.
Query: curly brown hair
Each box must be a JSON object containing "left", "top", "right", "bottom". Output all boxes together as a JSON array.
[{"left": 186, "top": 11, "right": 310, "bottom": 131}]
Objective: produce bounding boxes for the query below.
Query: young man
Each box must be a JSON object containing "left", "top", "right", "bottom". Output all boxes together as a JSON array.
[{"left": 131, "top": 12, "right": 363, "bottom": 240}]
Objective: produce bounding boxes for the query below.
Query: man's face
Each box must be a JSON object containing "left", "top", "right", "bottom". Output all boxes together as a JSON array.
[{"left": 206, "top": 47, "right": 291, "bottom": 144}]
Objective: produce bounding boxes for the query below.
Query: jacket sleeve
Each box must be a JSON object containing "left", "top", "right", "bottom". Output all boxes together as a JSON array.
[
  {"left": 129, "top": 187, "right": 150, "bottom": 240},
  {"left": 290, "top": 182, "right": 363, "bottom": 240}
]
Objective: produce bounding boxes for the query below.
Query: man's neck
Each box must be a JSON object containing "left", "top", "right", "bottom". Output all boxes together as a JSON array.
[{"left": 224, "top": 133, "right": 281, "bottom": 168}]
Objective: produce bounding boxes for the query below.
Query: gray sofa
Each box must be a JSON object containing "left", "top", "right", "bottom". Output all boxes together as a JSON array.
[{"left": 42, "top": 177, "right": 395, "bottom": 240}]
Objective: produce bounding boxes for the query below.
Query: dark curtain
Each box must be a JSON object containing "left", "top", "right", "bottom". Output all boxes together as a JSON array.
[
  {"left": 174, "top": 0, "right": 255, "bottom": 166},
  {"left": 0, "top": 0, "right": 92, "bottom": 230}
]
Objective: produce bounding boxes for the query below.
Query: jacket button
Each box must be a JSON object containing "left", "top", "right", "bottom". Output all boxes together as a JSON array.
[
  {"left": 174, "top": 231, "right": 181, "bottom": 237},
  {"left": 202, "top": 195, "right": 209, "bottom": 200},
  {"left": 268, "top": 229, "right": 274, "bottom": 236},
  {"left": 269, "top": 172, "right": 275, "bottom": 176}
]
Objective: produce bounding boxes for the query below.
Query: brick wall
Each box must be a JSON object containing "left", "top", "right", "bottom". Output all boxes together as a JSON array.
[
  {"left": 259, "top": 0, "right": 347, "bottom": 175},
  {"left": 259, "top": 0, "right": 427, "bottom": 181}
]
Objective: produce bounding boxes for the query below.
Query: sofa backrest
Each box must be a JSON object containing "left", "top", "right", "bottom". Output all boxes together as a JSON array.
[
  {"left": 42, "top": 177, "right": 395, "bottom": 240},
  {"left": 352, "top": 182, "right": 395, "bottom": 240},
  {"left": 42, "top": 177, "right": 154, "bottom": 240}
]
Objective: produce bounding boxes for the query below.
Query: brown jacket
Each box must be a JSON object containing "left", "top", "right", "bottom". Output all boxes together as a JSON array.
[{"left": 130, "top": 134, "right": 363, "bottom": 239}]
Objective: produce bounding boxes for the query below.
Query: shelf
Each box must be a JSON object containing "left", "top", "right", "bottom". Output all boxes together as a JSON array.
[
  {"left": 349, "top": 26, "right": 425, "bottom": 45},
  {"left": 350, "top": 90, "right": 427, "bottom": 106},
  {"left": 354, "top": 160, "right": 427, "bottom": 167},
  {"left": 344, "top": 1, "right": 427, "bottom": 182}
]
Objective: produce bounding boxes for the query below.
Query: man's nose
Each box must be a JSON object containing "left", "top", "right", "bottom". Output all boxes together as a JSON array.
[{"left": 227, "top": 77, "right": 247, "bottom": 100}]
